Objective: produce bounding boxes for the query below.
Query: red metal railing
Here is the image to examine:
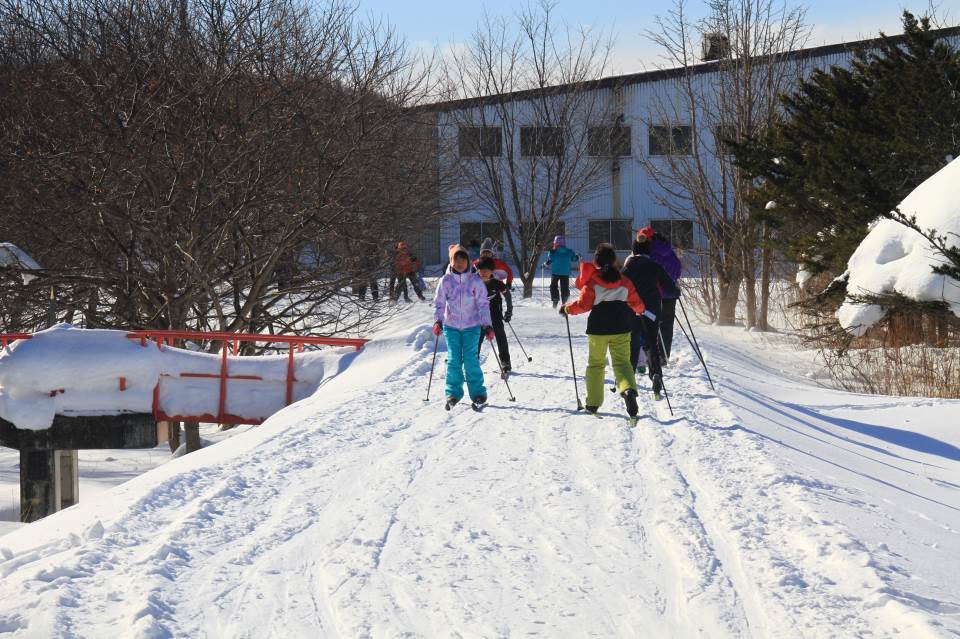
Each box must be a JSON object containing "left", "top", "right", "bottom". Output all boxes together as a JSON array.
[
  {"left": 0, "top": 330, "right": 368, "bottom": 426},
  {"left": 0, "top": 333, "right": 32, "bottom": 349}
]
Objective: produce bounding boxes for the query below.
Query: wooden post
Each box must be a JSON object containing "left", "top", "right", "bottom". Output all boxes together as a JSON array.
[
  {"left": 57, "top": 449, "right": 79, "bottom": 510},
  {"left": 20, "top": 449, "right": 56, "bottom": 522},
  {"left": 184, "top": 421, "right": 201, "bottom": 453},
  {"left": 168, "top": 421, "right": 181, "bottom": 453}
]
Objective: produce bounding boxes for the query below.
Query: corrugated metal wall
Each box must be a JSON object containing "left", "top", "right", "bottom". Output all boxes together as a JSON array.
[{"left": 434, "top": 36, "right": 953, "bottom": 266}]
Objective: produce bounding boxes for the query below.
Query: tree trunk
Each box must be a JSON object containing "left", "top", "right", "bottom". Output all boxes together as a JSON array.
[
  {"left": 717, "top": 275, "right": 742, "bottom": 326},
  {"left": 758, "top": 234, "right": 773, "bottom": 332},
  {"left": 522, "top": 275, "right": 534, "bottom": 298},
  {"left": 742, "top": 266, "right": 757, "bottom": 330}
]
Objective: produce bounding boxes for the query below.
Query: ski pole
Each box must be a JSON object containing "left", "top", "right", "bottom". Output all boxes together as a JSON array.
[
  {"left": 677, "top": 298, "right": 715, "bottom": 391},
  {"left": 656, "top": 324, "right": 675, "bottom": 417},
  {"left": 563, "top": 311, "right": 584, "bottom": 411},
  {"left": 423, "top": 330, "right": 440, "bottom": 402},
  {"left": 488, "top": 338, "right": 516, "bottom": 401},
  {"left": 506, "top": 321, "right": 533, "bottom": 362}
]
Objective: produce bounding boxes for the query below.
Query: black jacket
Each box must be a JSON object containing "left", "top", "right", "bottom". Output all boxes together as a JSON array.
[
  {"left": 622, "top": 254, "right": 680, "bottom": 316},
  {"left": 483, "top": 278, "right": 513, "bottom": 321}
]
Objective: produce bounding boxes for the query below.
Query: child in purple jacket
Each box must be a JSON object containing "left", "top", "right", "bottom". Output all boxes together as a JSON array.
[
  {"left": 638, "top": 226, "right": 682, "bottom": 360},
  {"left": 433, "top": 244, "right": 494, "bottom": 410}
]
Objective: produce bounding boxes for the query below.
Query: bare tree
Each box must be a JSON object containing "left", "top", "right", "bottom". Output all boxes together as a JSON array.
[
  {"left": 0, "top": 0, "right": 441, "bottom": 338},
  {"left": 439, "top": 1, "right": 614, "bottom": 298},
  {"left": 640, "top": 0, "right": 808, "bottom": 327}
]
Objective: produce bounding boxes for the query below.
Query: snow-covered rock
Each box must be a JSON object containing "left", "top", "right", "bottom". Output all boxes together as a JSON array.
[{"left": 838, "top": 157, "right": 960, "bottom": 336}]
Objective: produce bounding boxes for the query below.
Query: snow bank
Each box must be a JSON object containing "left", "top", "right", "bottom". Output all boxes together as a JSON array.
[
  {"left": 838, "top": 158, "right": 960, "bottom": 335},
  {"left": 0, "top": 325, "right": 346, "bottom": 430},
  {"left": 0, "top": 243, "right": 42, "bottom": 284}
]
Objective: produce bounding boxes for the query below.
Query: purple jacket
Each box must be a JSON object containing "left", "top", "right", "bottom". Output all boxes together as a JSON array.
[
  {"left": 649, "top": 238, "right": 682, "bottom": 299},
  {"left": 434, "top": 268, "right": 491, "bottom": 330}
]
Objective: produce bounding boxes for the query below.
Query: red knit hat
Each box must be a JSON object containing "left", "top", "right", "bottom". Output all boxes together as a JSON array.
[{"left": 637, "top": 226, "right": 655, "bottom": 240}]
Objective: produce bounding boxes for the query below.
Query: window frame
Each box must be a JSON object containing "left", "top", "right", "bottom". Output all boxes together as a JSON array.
[
  {"left": 588, "top": 125, "right": 632, "bottom": 157},
  {"left": 648, "top": 218, "right": 694, "bottom": 249},
  {"left": 520, "top": 126, "right": 564, "bottom": 157},
  {"left": 588, "top": 219, "right": 634, "bottom": 252},
  {"left": 459, "top": 221, "right": 505, "bottom": 252},
  {"left": 648, "top": 124, "right": 693, "bottom": 156},
  {"left": 458, "top": 126, "right": 503, "bottom": 158}
]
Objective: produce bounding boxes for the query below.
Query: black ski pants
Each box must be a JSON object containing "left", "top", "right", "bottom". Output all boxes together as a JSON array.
[
  {"left": 478, "top": 315, "right": 511, "bottom": 369},
  {"left": 355, "top": 280, "right": 379, "bottom": 301},
  {"left": 660, "top": 298, "right": 677, "bottom": 359},
  {"left": 550, "top": 275, "right": 570, "bottom": 304},
  {"left": 390, "top": 273, "right": 425, "bottom": 301},
  {"left": 630, "top": 315, "right": 663, "bottom": 393}
]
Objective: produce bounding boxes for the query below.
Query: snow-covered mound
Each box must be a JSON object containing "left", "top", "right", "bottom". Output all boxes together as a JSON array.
[
  {"left": 838, "top": 158, "right": 960, "bottom": 335},
  {"left": 0, "top": 325, "right": 345, "bottom": 430},
  {"left": 0, "top": 299, "right": 957, "bottom": 638}
]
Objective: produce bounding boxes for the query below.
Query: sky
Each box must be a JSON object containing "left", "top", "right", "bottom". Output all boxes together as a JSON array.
[{"left": 356, "top": 0, "right": 959, "bottom": 74}]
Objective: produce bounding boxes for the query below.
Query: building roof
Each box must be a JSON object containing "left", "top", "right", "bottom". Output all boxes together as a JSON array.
[{"left": 422, "top": 24, "right": 960, "bottom": 113}]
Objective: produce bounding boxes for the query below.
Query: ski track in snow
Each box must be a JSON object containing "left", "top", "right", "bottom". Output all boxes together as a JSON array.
[{"left": 0, "top": 302, "right": 957, "bottom": 638}]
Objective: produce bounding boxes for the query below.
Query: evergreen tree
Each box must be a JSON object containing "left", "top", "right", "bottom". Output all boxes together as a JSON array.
[{"left": 733, "top": 12, "right": 960, "bottom": 282}]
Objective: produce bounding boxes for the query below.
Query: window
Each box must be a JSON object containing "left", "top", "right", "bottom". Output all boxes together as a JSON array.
[
  {"left": 649, "top": 219, "right": 694, "bottom": 249},
  {"left": 713, "top": 124, "right": 737, "bottom": 155},
  {"left": 460, "top": 222, "right": 504, "bottom": 253},
  {"left": 458, "top": 126, "right": 502, "bottom": 157},
  {"left": 588, "top": 126, "right": 631, "bottom": 157},
  {"left": 588, "top": 219, "right": 633, "bottom": 251},
  {"left": 648, "top": 125, "right": 693, "bottom": 156},
  {"left": 520, "top": 126, "right": 564, "bottom": 156},
  {"left": 519, "top": 221, "right": 566, "bottom": 248}
]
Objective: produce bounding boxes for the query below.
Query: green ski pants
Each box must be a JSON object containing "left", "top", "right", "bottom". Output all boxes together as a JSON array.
[{"left": 585, "top": 332, "right": 637, "bottom": 408}]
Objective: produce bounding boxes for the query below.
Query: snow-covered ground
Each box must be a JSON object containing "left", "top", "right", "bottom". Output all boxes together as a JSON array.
[{"left": 0, "top": 294, "right": 957, "bottom": 638}]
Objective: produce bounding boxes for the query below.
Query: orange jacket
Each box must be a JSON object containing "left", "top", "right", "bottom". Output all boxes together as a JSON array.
[{"left": 566, "top": 262, "right": 645, "bottom": 335}]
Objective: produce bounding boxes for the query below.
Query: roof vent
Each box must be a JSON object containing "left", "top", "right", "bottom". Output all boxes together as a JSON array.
[{"left": 702, "top": 33, "right": 730, "bottom": 61}]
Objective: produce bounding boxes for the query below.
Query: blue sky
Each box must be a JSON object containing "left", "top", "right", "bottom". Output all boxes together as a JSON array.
[{"left": 357, "top": 0, "right": 957, "bottom": 73}]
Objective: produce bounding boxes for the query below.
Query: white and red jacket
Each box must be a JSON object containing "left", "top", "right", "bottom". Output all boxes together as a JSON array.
[{"left": 565, "top": 262, "right": 645, "bottom": 335}]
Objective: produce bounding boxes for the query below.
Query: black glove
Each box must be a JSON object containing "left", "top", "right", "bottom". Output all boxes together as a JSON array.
[{"left": 504, "top": 310, "right": 512, "bottom": 323}]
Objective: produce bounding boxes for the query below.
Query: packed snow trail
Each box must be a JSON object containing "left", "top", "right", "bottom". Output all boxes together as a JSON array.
[{"left": 0, "top": 299, "right": 957, "bottom": 638}]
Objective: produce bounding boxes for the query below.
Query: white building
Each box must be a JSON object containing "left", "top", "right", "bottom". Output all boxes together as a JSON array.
[{"left": 420, "top": 26, "right": 960, "bottom": 268}]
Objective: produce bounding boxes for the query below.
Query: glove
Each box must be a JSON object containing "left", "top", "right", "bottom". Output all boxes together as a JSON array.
[
  {"left": 432, "top": 321, "right": 442, "bottom": 336},
  {"left": 483, "top": 326, "right": 495, "bottom": 341},
  {"left": 504, "top": 310, "right": 512, "bottom": 323},
  {"left": 643, "top": 310, "right": 657, "bottom": 321},
  {"left": 558, "top": 305, "right": 568, "bottom": 316}
]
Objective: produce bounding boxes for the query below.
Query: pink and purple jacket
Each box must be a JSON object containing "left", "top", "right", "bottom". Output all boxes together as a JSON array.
[{"left": 434, "top": 268, "right": 492, "bottom": 330}]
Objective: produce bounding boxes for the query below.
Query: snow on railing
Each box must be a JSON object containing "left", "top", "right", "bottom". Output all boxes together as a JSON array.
[
  {"left": 0, "top": 330, "right": 369, "bottom": 428},
  {"left": 126, "top": 330, "right": 368, "bottom": 426}
]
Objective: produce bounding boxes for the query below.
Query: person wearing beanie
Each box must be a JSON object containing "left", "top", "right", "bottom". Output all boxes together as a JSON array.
[
  {"left": 622, "top": 231, "right": 680, "bottom": 400},
  {"left": 475, "top": 255, "right": 513, "bottom": 376},
  {"left": 639, "top": 226, "right": 683, "bottom": 360},
  {"left": 560, "top": 243, "right": 646, "bottom": 420},
  {"left": 390, "top": 240, "right": 426, "bottom": 302},
  {"left": 434, "top": 244, "right": 495, "bottom": 409},
  {"left": 543, "top": 234, "right": 580, "bottom": 308},
  {"left": 474, "top": 237, "right": 515, "bottom": 287}
]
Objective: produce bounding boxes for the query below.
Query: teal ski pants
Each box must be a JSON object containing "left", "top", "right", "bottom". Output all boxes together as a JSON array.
[{"left": 444, "top": 325, "right": 486, "bottom": 400}]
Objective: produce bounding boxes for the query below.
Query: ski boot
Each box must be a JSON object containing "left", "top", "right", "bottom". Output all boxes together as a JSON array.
[
  {"left": 501, "top": 364, "right": 512, "bottom": 380},
  {"left": 584, "top": 405, "right": 601, "bottom": 418},
  {"left": 652, "top": 374, "right": 664, "bottom": 401},
  {"left": 470, "top": 395, "right": 487, "bottom": 411},
  {"left": 621, "top": 388, "right": 639, "bottom": 426},
  {"left": 445, "top": 396, "right": 461, "bottom": 411}
]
